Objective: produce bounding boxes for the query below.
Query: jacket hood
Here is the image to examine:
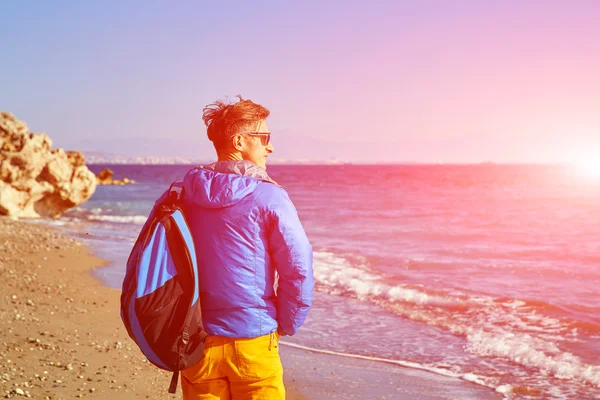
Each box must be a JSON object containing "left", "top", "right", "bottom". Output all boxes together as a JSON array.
[{"left": 183, "top": 160, "right": 277, "bottom": 209}]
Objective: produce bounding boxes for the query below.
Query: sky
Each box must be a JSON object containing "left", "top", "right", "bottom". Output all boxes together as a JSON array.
[{"left": 2, "top": 1, "right": 599, "bottom": 163}]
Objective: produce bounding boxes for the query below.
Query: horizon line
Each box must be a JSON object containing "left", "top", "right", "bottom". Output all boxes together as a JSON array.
[{"left": 86, "top": 161, "right": 576, "bottom": 166}]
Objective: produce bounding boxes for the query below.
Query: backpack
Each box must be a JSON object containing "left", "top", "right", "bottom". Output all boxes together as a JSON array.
[{"left": 120, "top": 180, "right": 207, "bottom": 393}]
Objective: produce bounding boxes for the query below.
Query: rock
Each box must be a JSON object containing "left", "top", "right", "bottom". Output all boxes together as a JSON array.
[
  {"left": 0, "top": 112, "right": 97, "bottom": 218},
  {"left": 95, "top": 167, "right": 135, "bottom": 185},
  {"left": 96, "top": 168, "right": 113, "bottom": 182}
]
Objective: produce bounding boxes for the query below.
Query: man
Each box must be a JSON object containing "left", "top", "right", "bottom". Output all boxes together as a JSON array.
[{"left": 180, "top": 96, "right": 314, "bottom": 399}]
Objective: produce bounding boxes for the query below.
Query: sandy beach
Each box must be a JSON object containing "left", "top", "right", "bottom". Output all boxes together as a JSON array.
[{"left": 0, "top": 217, "right": 502, "bottom": 399}]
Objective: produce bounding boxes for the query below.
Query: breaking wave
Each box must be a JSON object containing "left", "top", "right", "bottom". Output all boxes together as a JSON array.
[
  {"left": 86, "top": 215, "right": 148, "bottom": 224},
  {"left": 312, "top": 250, "right": 600, "bottom": 392}
]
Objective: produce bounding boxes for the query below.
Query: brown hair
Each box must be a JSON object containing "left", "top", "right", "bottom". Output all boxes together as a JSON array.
[{"left": 202, "top": 95, "right": 270, "bottom": 148}]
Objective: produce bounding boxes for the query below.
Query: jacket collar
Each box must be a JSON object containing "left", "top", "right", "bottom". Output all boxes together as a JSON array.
[{"left": 202, "top": 160, "right": 278, "bottom": 185}]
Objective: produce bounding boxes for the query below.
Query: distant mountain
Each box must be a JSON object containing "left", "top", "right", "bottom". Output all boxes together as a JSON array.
[
  {"left": 81, "top": 150, "right": 205, "bottom": 165},
  {"left": 80, "top": 150, "right": 349, "bottom": 165}
]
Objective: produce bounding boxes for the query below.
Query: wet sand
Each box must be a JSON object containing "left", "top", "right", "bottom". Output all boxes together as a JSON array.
[{"left": 0, "top": 217, "right": 501, "bottom": 399}]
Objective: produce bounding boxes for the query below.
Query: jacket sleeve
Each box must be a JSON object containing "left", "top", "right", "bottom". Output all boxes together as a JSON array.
[{"left": 268, "top": 190, "right": 314, "bottom": 336}]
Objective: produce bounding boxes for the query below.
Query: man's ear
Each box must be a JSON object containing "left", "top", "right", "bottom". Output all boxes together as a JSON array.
[{"left": 232, "top": 135, "right": 244, "bottom": 151}]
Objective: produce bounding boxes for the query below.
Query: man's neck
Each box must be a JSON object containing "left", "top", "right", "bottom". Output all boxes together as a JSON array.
[{"left": 217, "top": 153, "right": 243, "bottom": 162}]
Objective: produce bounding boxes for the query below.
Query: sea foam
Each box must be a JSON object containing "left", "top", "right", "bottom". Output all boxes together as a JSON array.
[
  {"left": 312, "top": 250, "right": 600, "bottom": 390},
  {"left": 87, "top": 215, "right": 148, "bottom": 224}
]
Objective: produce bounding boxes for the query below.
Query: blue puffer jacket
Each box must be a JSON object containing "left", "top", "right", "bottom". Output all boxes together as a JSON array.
[{"left": 182, "top": 160, "right": 314, "bottom": 338}]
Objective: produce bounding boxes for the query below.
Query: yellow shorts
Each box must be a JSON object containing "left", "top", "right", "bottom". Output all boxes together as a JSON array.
[{"left": 181, "top": 332, "right": 284, "bottom": 400}]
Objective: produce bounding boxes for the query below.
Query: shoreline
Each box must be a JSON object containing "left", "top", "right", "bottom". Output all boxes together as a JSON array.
[{"left": 0, "top": 217, "right": 502, "bottom": 399}]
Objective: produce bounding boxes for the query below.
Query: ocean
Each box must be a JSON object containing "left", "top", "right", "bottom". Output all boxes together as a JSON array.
[{"left": 51, "top": 164, "right": 600, "bottom": 399}]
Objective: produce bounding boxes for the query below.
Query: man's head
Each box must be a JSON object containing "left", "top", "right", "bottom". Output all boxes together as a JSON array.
[{"left": 202, "top": 96, "right": 274, "bottom": 170}]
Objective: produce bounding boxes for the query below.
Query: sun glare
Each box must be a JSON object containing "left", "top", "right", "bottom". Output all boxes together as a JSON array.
[{"left": 575, "top": 157, "right": 600, "bottom": 179}]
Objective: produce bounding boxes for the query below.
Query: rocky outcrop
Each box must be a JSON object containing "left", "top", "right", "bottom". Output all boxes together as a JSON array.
[
  {"left": 96, "top": 167, "right": 135, "bottom": 185},
  {"left": 0, "top": 112, "right": 97, "bottom": 218}
]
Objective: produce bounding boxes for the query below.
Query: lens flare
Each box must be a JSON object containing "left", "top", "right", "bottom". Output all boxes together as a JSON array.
[{"left": 575, "top": 157, "right": 600, "bottom": 178}]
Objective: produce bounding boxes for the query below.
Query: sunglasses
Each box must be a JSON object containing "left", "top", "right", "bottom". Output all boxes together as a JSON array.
[{"left": 233, "top": 132, "right": 271, "bottom": 146}]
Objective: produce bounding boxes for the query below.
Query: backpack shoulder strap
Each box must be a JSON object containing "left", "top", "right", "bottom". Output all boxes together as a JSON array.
[{"left": 167, "top": 181, "right": 185, "bottom": 202}]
